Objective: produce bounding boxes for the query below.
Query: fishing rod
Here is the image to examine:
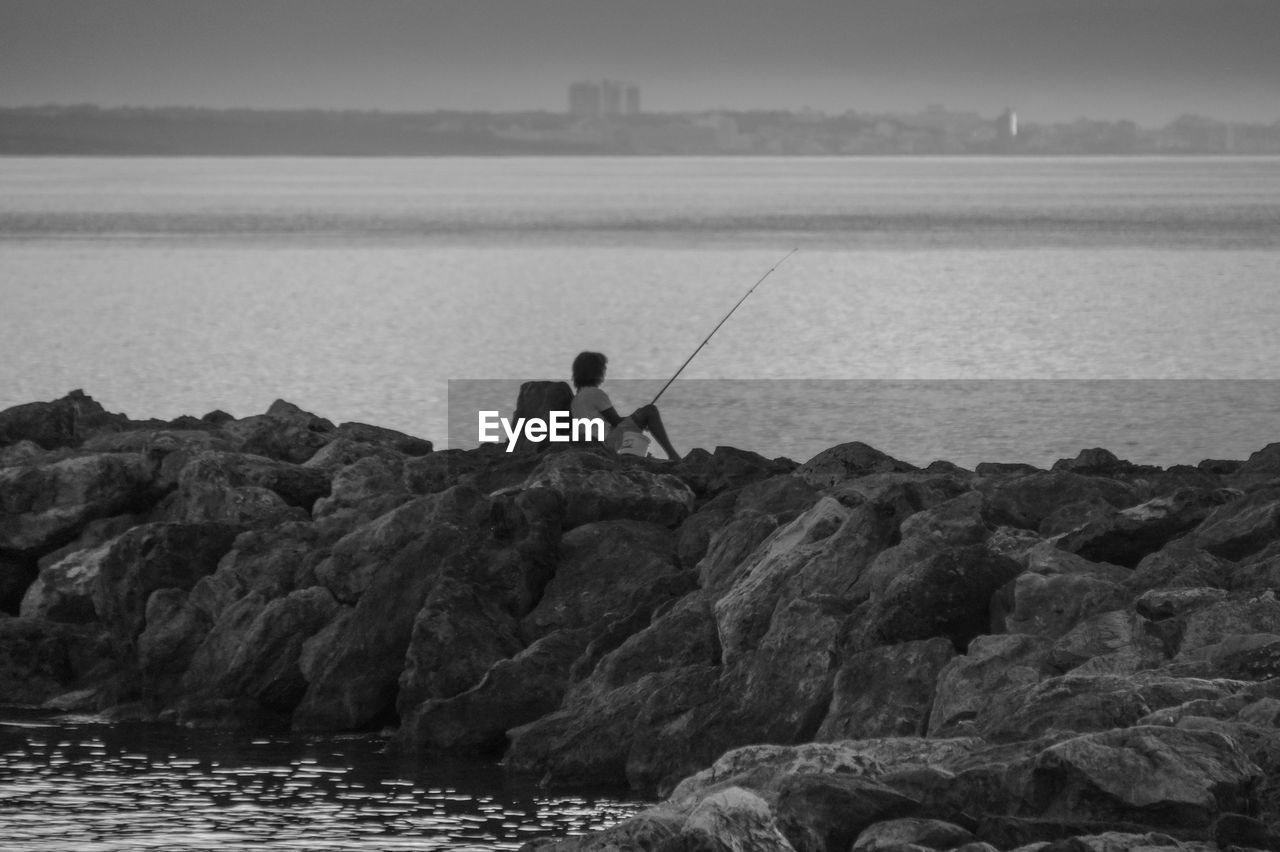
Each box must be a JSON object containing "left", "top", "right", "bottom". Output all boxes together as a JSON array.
[{"left": 650, "top": 248, "right": 798, "bottom": 406}]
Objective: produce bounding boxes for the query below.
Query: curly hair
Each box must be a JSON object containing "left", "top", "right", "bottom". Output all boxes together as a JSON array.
[{"left": 572, "top": 351, "right": 608, "bottom": 389}]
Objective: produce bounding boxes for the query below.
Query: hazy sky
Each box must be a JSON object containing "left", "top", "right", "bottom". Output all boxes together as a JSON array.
[{"left": 2, "top": 0, "right": 1277, "bottom": 124}]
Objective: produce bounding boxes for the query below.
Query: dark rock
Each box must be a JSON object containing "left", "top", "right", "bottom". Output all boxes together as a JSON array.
[
  {"left": 1055, "top": 488, "right": 1235, "bottom": 568},
  {"left": 400, "top": 627, "right": 594, "bottom": 754},
  {"left": 974, "top": 461, "right": 1043, "bottom": 476},
  {"left": 1135, "top": 587, "right": 1229, "bottom": 621},
  {"left": 172, "top": 586, "right": 340, "bottom": 722},
  {"left": 816, "top": 637, "right": 956, "bottom": 741},
  {"left": 219, "top": 407, "right": 332, "bottom": 464},
  {"left": 1016, "top": 725, "right": 1261, "bottom": 830},
  {"left": 0, "top": 440, "right": 47, "bottom": 468},
  {"left": 979, "top": 471, "right": 1138, "bottom": 531},
  {"left": 676, "top": 490, "right": 739, "bottom": 570},
  {"left": 867, "top": 543, "right": 1022, "bottom": 651},
  {"left": 1189, "top": 486, "right": 1280, "bottom": 561},
  {"left": 1199, "top": 458, "right": 1243, "bottom": 476},
  {"left": 0, "top": 453, "right": 157, "bottom": 555},
  {"left": 1175, "top": 595, "right": 1280, "bottom": 657},
  {"left": 674, "top": 446, "right": 797, "bottom": 498},
  {"left": 396, "top": 575, "right": 523, "bottom": 719},
  {"left": 850, "top": 818, "right": 976, "bottom": 851},
  {"left": 334, "top": 421, "right": 432, "bottom": 456},
  {"left": 1047, "top": 610, "right": 1169, "bottom": 675},
  {"left": 518, "top": 450, "right": 695, "bottom": 529},
  {"left": 1003, "top": 572, "right": 1131, "bottom": 639},
  {"left": 981, "top": 674, "right": 1158, "bottom": 740},
  {"left": 1127, "top": 543, "right": 1235, "bottom": 593},
  {"left": 930, "top": 634, "right": 1053, "bottom": 736},
  {"left": 1230, "top": 442, "right": 1280, "bottom": 489},
  {"left": 293, "top": 486, "right": 489, "bottom": 731},
  {"left": 310, "top": 455, "right": 413, "bottom": 529},
  {"left": 0, "top": 390, "right": 129, "bottom": 450},
  {"left": 774, "top": 774, "right": 918, "bottom": 852},
  {"left": 519, "top": 519, "right": 678, "bottom": 642},
  {"left": 794, "top": 441, "right": 918, "bottom": 488},
  {"left": 0, "top": 617, "right": 112, "bottom": 705},
  {"left": 1, "top": 553, "right": 36, "bottom": 614},
  {"left": 1052, "top": 447, "right": 1142, "bottom": 477},
  {"left": 92, "top": 522, "right": 240, "bottom": 642}
]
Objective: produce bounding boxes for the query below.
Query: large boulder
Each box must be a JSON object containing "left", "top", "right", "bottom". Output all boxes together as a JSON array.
[
  {"left": 930, "top": 634, "right": 1053, "bottom": 737},
  {"left": 978, "top": 471, "right": 1138, "bottom": 531},
  {"left": 1016, "top": 726, "right": 1261, "bottom": 831},
  {"left": 1229, "top": 442, "right": 1280, "bottom": 489},
  {"left": 816, "top": 637, "right": 956, "bottom": 741},
  {"left": 519, "top": 519, "right": 679, "bottom": 642},
  {"left": 333, "top": 421, "right": 432, "bottom": 456},
  {"left": 292, "top": 486, "right": 490, "bottom": 731},
  {"left": 155, "top": 451, "right": 329, "bottom": 528},
  {"left": 0, "top": 453, "right": 157, "bottom": 555},
  {"left": 793, "top": 442, "right": 917, "bottom": 488},
  {"left": 518, "top": 450, "right": 695, "bottom": 529},
  {"left": 0, "top": 390, "right": 129, "bottom": 450},
  {"left": 1188, "top": 486, "right": 1280, "bottom": 562},
  {"left": 0, "top": 617, "right": 112, "bottom": 704},
  {"left": 1055, "top": 488, "right": 1235, "bottom": 568},
  {"left": 866, "top": 543, "right": 1022, "bottom": 651},
  {"left": 713, "top": 495, "right": 904, "bottom": 664},
  {"left": 399, "top": 627, "right": 594, "bottom": 754},
  {"left": 310, "top": 455, "right": 413, "bottom": 529},
  {"left": 92, "top": 522, "right": 240, "bottom": 642},
  {"left": 1003, "top": 572, "right": 1131, "bottom": 639},
  {"left": 217, "top": 399, "right": 335, "bottom": 463},
  {"left": 674, "top": 446, "right": 798, "bottom": 499},
  {"left": 170, "top": 585, "right": 341, "bottom": 723}
]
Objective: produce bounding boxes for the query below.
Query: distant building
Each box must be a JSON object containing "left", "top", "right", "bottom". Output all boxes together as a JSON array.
[
  {"left": 997, "top": 107, "right": 1018, "bottom": 142},
  {"left": 568, "top": 80, "right": 642, "bottom": 117}
]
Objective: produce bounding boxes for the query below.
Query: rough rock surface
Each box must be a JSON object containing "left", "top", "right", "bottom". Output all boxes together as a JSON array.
[{"left": 5, "top": 390, "right": 1280, "bottom": 852}]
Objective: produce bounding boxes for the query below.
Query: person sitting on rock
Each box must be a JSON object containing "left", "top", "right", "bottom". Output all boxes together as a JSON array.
[{"left": 570, "top": 351, "right": 680, "bottom": 461}]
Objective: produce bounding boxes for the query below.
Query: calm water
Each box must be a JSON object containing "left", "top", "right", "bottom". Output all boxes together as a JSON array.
[
  {"left": 0, "top": 709, "right": 645, "bottom": 852},
  {"left": 2, "top": 156, "right": 1280, "bottom": 466}
]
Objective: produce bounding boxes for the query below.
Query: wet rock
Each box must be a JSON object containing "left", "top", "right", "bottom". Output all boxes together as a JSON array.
[
  {"left": 396, "top": 575, "right": 523, "bottom": 719},
  {"left": 173, "top": 586, "right": 340, "bottom": 722},
  {"left": 816, "top": 638, "right": 956, "bottom": 741},
  {"left": 0, "top": 617, "right": 112, "bottom": 704},
  {"left": 520, "top": 450, "right": 695, "bottom": 529},
  {"left": 775, "top": 774, "right": 919, "bottom": 852},
  {"left": 0, "top": 453, "right": 157, "bottom": 555},
  {"left": 401, "top": 627, "right": 594, "bottom": 754},
  {"left": 793, "top": 441, "right": 918, "bottom": 488}
]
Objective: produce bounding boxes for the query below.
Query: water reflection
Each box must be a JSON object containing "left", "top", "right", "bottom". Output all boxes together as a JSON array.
[{"left": 0, "top": 710, "right": 645, "bottom": 851}]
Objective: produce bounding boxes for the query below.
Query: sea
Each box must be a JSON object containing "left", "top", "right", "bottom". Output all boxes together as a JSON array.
[{"left": 1, "top": 155, "right": 1280, "bottom": 849}]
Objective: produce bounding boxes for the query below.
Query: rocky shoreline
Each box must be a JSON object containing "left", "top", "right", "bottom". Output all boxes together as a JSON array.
[{"left": 3, "top": 389, "right": 1280, "bottom": 851}]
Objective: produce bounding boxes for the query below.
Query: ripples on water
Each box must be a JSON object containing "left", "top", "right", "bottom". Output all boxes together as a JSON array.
[{"left": 0, "top": 711, "right": 646, "bottom": 852}]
